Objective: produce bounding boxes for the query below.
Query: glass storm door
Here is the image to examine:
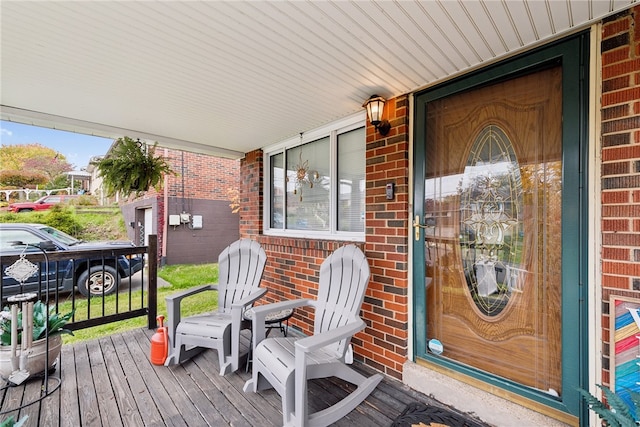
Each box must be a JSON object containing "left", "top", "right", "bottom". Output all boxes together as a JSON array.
[
  {"left": 413, "top": 34, "right": 588, "bottom": 420},
  {"left": 422, "top": 65, "right": 563, "bottom": 392}
]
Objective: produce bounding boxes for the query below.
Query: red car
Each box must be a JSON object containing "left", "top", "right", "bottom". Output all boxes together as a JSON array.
[{"left": 8, "top": 194, "right": 79, "bottom": 213}]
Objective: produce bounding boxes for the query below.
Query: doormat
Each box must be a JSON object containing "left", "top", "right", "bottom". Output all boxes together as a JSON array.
[{"left": 390, "top": 402, "right": 488, "bottom": 427}]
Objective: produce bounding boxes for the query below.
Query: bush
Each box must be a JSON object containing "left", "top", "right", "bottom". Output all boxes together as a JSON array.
[
  {"left": 69, "top": 195, "right": 99, "bottom": 206},
  {"left": 0, "top": 206, "right": 84, "bottom": 237},
  {"left": 0, "top": 205, "right": 127, "bottom": 241},
  {"left": 42, "top": 205, "right": 83, "bottom": 235}
]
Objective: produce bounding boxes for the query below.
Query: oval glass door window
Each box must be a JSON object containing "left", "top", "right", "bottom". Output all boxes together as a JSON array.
[{"left": 459, "top": 125, "right": 524, "bottom": 317}]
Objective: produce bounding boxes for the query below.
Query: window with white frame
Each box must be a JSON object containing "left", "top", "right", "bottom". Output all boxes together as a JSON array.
[{"left": 265, "top": 115, "right": 365, "bottom": 239}]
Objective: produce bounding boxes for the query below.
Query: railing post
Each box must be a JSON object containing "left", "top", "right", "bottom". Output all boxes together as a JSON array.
[{"left": 148, "top": 235, "right": 158, "bottom": 329}]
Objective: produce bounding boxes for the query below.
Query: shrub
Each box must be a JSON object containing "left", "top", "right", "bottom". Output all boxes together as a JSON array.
[
  {"left": 42, "top": 206, "right": 83, "bottom": 236},
  {"left": 0, "top": 205, "right": 127, "bottom": 241},
  {"left": 69, "top": 195, "right": 99, "bottom": 206}
]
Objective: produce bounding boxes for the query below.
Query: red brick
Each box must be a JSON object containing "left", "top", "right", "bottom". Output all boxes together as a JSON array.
[
  {"left": 386, "top": 301, "right": 406, "bottom": 312},
  {"left": 602, "top": 88, "right": 640, "bottom": 107},
  {"left": 603, "top": 190, "right": 630, "bottom": 204},
  {"left": 603, "top": 261, "right": 640, "bottom": 276},
  {"left": 602, "top": 144, "right": 640, "bottom": 161},
  {"left": 602, "top": 274, "right": 632, "bottom": 289},
  {"left": 602, "top": 47, "right": 630, "bottom": 65},
  {"left": 602, "top": 371, "right": 610, "bottom": 386},
  {"left": 603, "top": 219, "right": 629, "bottom": 232},
  {"left": 602, "top": 204, "right": 640, "bottom": 217},
  {"left": 602, "top": 161, "right": 630, "bottom": 176},
  {"left": 602, "top": 59, "right": 640, "bottom": 81},
  {"left": 602, "top": 247, "right": 630, "bottom": 260},
  {"left": 603, "top": 76, "right": 630, "bottom": 93},
  {"left": 603, "top": 18, "right": 631, "bottom": 38}
]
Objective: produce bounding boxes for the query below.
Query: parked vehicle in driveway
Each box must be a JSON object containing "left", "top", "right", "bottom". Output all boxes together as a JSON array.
[
  {"left": 8, "top": 194, "right": 80, "bottom": 213},
  {"left": 0, "top": 223, "right": 144, "bottom": 298}
]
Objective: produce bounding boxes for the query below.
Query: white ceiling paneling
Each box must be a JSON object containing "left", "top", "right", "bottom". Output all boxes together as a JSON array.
[{"left": 1, "top": 0, "right": 636, "bottom": 160}]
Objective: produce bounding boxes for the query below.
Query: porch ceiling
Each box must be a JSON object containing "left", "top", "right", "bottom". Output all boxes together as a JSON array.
[{"left": 0, "top": 1, "right": 633, "bottom": 159}]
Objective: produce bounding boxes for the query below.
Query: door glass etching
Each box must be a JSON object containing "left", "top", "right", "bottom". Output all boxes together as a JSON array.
[{"left": 459, "top": 125, "right": 524, "bottom": 316}]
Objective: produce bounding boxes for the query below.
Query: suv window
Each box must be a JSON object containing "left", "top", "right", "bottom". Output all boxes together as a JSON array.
[
  {"left": 0, "top": 230, "right": 42, "bottom": 251},
  {"left": 38, "top": 226, "right": 78, "bottom": 245}
]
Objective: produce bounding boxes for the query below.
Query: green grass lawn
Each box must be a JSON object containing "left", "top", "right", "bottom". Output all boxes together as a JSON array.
[{"left": 62, "top": 263, "right": 219, "bottom": 344}]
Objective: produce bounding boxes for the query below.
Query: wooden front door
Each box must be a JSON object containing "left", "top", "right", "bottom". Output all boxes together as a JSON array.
[{"left": 419, "top": 66, "right": 563, "bottom": 394}]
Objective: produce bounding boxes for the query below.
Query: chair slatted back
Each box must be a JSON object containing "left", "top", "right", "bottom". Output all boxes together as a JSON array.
[
  {"left": 313, "top": 245, "right": 370, "bottom": 357},
  {"left": 218, "top": 239, "right": 267, "bottom": 312}
]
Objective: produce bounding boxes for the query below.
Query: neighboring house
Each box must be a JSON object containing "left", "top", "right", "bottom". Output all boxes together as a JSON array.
[
  {"left": 89, "top": 147, "right": 240, "bottom": 265},
  {"left": 86, "top": 156, "right": 114, "bottom": 206},
  {"left": 65, "top": 170, "right": 91, "bottom": 194}
]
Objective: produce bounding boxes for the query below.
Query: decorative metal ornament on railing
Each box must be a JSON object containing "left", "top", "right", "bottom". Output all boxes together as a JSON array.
[{"left": 4, "top": 248, "right": 39, "bottom": 285}]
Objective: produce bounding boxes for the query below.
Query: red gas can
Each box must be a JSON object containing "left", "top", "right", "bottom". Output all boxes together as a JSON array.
[{"left": 150, "top": 315, "right": 168, "bottom": 365}]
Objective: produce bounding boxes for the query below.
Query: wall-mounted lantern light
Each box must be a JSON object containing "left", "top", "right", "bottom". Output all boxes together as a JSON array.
[{"left": 362, "top": 95, "right": 391, "bottom": 136}]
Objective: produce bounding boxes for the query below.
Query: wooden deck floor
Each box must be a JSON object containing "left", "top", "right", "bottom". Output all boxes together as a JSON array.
[{"left": 0, "top": 328, "right": 478, "bottom": 426}]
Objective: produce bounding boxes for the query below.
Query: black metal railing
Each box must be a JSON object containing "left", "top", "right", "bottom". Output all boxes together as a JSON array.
[{"left": 0, "top": 235, "right": 158, "bottom": 332}]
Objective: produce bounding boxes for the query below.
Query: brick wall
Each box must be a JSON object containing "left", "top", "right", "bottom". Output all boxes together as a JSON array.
[
  {"left": 600, "top": 5, "right": 640, "bottom": 387},
  {"left": 239, "top": 150, "right": 263, "bottom": 237},
  {"left": 163, "top": 149, "right": 240, "bottom": 201},
  {"left": 362, "top": 95, "right": 410, "bottom": 380},
  {"left": 240, "top": 96, "right": 411, "bottom": 380},
  {"left": 122, "top": 147, "right": 240, "bottom": 264}
]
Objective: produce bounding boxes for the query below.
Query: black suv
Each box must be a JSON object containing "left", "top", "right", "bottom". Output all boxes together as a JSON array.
[{"left": 0, "top": 223, "right": 144, "bottom": 298}]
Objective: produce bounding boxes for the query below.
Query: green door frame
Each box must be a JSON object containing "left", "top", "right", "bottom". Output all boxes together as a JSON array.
[{"left": 412, "top": 32, "right": 589, "bottom": 421}]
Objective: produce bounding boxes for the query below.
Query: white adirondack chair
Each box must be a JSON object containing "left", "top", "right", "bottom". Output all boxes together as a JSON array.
[
  {"left": 243, "top": 244, "right": 383, "bottom": 427},
  {"left": 164, "top": 238, "right": 267, "bottom": 375}
]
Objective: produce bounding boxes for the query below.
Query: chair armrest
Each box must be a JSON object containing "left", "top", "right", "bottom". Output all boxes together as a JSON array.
[
  {"left": 165, "top": 283, "right": 216, "bottom": 344},
  {"left": 295, "top": 318, "right": 365, "bottom": 353},
  {"left": 231, "top": 287, "right": 268, "bottom": 331},
  {"left": 250, "top": 298, "right": 310, "bottom": 316},
  {"left": 230, "top": 287, "right": 268, "bottom": 310},
  {"left": 230, "top": 287, "right": 268, "bottom": 369},
  {"left": 165, "top": 283, "right": 217, "bottom": 305},
  {"left": 250, "top": 299, "right": 311, "bottom": 350}
]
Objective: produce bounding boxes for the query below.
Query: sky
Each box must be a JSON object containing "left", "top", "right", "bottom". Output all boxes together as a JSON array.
[{"left": 0, "top": 120, "right": 114, "bottom": 171}]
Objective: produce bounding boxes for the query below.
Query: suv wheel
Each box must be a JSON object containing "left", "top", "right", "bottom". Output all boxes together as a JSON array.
[{"left": 78, "top": 265, "right": 119, "bottom": 296}]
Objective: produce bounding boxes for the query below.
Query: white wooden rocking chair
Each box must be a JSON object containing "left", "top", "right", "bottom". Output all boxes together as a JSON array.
[
  {"left": 164, "top": 238, "right": 267, "bottom": 375},
  {"left": 243, "top": 244, "right": 382, "bottom": 427}
]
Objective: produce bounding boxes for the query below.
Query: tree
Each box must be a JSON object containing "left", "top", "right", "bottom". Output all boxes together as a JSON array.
[
  {"left": 47, "top": 174, "right": 71, "bottom": 190},
  {"left": 24, "top": 156, "right": 72, "bottom": 181},
  {"left": 0, "top": 170, "right": 48, "bottom": 188},
  {"left": 0, "top": 144, "right": 72, "bottom": 188}
]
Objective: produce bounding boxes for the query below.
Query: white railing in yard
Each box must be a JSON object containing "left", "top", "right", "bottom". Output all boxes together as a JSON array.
[{"left": 0, "top": 187, "right": 77, "bottom": 202}]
